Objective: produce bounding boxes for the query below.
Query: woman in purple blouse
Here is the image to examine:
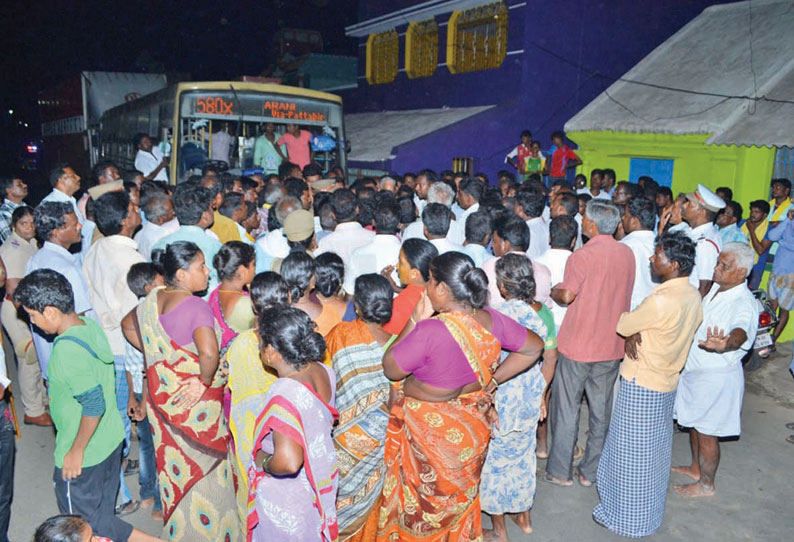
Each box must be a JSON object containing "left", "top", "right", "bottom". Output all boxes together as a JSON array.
[{"left": 377, "top": 251, "right": 544, "bottom": 541}]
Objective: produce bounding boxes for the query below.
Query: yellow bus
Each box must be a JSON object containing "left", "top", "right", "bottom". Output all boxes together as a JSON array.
[{"left": 96, "top": 81, "right": 346, "bottom": 183}]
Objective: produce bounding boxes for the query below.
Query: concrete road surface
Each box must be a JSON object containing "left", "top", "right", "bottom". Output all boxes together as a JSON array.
[{"left": 6, "top": 343, "right": 793, "bottom": 541}]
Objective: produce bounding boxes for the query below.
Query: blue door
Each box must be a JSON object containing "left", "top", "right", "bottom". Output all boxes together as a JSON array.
[{"left": 629, "top": 158, "right": 674, "bottom": 187}]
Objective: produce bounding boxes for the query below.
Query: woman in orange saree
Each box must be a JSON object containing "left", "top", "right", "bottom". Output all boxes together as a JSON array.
[{"left": 377, "top": 252, "right": 543, "bottom": 542}]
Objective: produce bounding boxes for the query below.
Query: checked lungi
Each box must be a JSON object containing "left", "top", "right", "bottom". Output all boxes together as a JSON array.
[{"left": 593, "top": 377, "right": 676, "bottom": 538}]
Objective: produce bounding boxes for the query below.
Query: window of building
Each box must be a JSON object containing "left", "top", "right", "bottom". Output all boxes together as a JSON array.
[
  {"left": 629, "top": 158, "right": 674, "bottom": 187},
  {"left": 405, "top": 19, "right": 439, "bottom": 79},
  {"left": 452, "top": 157, "right": 474, "bottom": 175},
  {"left": 446, "top": 2, "right": 509, "bottom": 74},
  {"left": 366, "top": 30, "right": 399, "bottom": 85}
]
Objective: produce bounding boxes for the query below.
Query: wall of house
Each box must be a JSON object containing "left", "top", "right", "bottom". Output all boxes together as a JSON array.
[
  {"left": 343, "top": 0, "right": 725, "bottom": 176},
  {"left": 566, "top": 131, "right": 775, "bottom": 206}
]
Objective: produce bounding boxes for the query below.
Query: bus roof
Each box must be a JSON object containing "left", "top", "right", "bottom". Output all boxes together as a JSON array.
[{"left": 176, "top": 81, "right": 343, "bottom": 105}]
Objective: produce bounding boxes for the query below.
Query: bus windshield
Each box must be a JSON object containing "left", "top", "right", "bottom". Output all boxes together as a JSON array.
[{"left": 177, "top": 87, "right": 345, "bottom": 179}]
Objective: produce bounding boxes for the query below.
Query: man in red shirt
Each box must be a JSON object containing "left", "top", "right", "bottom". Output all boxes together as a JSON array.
[
  {"left": 545, "top": 130, "right": 582, "bottom": 182},
  {"left": 546, "top": 199, "right": 635, "bottom": 487},
  {"left": 505, "top": 129, "right": 533, "bottom": 173},
  {"left": 276, "top": 123, "right": 313, "bottom": 170}
]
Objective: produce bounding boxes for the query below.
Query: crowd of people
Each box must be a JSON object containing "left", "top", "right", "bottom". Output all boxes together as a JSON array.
[{"left": 0, "top": 129, "right": 792, "bottom": 542}]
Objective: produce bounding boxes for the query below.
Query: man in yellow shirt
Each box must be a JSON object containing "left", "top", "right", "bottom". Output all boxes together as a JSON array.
[
  {"left": 769, "top": 178, "right": 793, "bottom": 226},
  {"left": 200, "top": 174, "right": 242, "bottom": 243},
  {"left": 593, "top": 230, "right": 702, "bottom": 538}
]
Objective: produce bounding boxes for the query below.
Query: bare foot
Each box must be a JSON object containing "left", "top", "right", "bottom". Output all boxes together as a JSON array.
[
  {"left": 536, "top": 444, "right": 548, "bottom": 459},
  {"left": 140, "top": 498, "right": 155, "bottom": 509},
  {"left": 674, "top": 482, "right": 715, "bottom": 498},
  {"left": 543, "top": 472, "right": 573, "bottom": 487},
  {"left": 151, "top": 509, "right": 164, "bottom": 521},
  {"left": 574, "top": 467, "right": 593, "bottom": 487},
  {"left": 483, "top": 528, "right": 509, "bottom": 542},
  {"left": 508, "top": 512, "right": 532, "bottom": 534},
  {"left": 671, "top": 465, "right": 700, "bottom": 481}
]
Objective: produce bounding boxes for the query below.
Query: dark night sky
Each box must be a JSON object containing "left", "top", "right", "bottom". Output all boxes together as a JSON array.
[{"left": 0, "top": 0, "right": 358, "bottom": 166}]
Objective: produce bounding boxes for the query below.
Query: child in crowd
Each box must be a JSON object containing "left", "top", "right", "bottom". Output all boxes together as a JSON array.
[
  {"left": 14, "top": 269, "right": 160, "bottom": 542},
  {"left": 124, "top": 263, "right": 165, "bottom": 520}
]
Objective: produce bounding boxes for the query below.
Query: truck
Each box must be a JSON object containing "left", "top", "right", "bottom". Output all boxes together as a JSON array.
[{"left": 38, "top": 71, "right": 169, "bottom": 178}]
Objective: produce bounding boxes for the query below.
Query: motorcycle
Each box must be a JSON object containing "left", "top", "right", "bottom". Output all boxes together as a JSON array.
[{"left": 743, "top": 288, "right": 779, "bottom": 372}]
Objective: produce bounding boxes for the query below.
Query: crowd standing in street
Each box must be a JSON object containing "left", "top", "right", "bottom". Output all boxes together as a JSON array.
[{"left": 0, "top": 126, "right": 792, "bottom": 542}]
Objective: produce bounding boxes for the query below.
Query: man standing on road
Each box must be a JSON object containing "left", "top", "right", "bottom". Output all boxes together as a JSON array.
[
  {"left": 673, "top": 242, "right": 758, "bottom": 498},
  {"left": 766, "top": 209, "right": 794, "bottom": 351},
  {"left": 594, "top": 231, "right": 702, "bottom": 537},
  {"left": 546, "top": 199, "right": 634, "bottom": 487},
  {"left": 621, "top": 197, "right": 658, "bottom": 311},
  {"left": 133, "top": 133, "right": 168, "bottom": 182},
  {"left": 682, "top": 184, "right": 724, "bottom": 297},
  {"left": 0, "top": 334, "right": 14, "bottom": 542},
  {"left": 0, "top": 176, "right": 28, "bottom": 244}
]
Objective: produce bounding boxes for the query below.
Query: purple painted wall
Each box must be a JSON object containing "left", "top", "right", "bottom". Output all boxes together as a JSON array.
[{"left": 344, "top": 0, "right": 726, "bottom": 177}]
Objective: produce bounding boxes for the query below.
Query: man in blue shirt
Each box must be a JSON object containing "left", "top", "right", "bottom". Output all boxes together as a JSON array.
[
  {"left": 767, "top": 208, "right": 794, "bottom": 347},
  {"left": 25, "top": 202, "right": 99, "bottom": 377},
  {"left": 151, "top": 183, "right": 221, "bottom": 296}
]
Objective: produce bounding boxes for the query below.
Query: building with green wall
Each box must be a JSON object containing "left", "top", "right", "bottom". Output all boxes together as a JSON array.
[{"left": 565, "top": 0, "right": 794, "bottom": 341}]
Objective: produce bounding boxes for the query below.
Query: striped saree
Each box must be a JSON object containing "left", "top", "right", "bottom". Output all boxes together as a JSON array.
[{"left": 327, "top": 320, "right": 394, "bottom": 542}]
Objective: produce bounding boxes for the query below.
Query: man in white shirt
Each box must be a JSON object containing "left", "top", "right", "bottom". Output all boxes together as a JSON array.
[
  {"left": 84, "top": 192, "right": 145, "bottom": 360},
  {"left": 462, "top": 211, "right": 492, "bottom": 267},
  {"left": 255, "top": 196, "right": 302, "bottom": 272},
  {"left": 41, "top": 164, "right": 95, "bottom": 257},
  {"left": 683, "top": 184, "right": 725, "bottom": 297},
  {"left": 421, "top": 203, "right": 463, "bottom": 255},
  {"left": 449, "top": 177, "right": 482, "bottom": 246},
  {"left": 133, "top": 133, "right": 168, "bottom": 182},
  {"left": 515, "top": 186, "right": 550, "bottom": 260},
  {"left": 483, "top": 214, "right": 552, "bottom": 307},
  {"left": 403, "top": 181, "right": 455, "bottom": 241},
  {"left": 673, "top": 242, "right": 758, "bottom": 498},
  {"left": 345, "top": 201, "right": 402, "bottom": 294},
  {"left": 550, "top": 191, "right": 584, "bottom": 249},
  {"left": 26, "top": 202, "right": 98, "bottom": 377},
  {"left": 315, "top": 188, "right": 375, "bottom": 270},
  {"left": 211, "top": 123, "right": 234, "bottom": 166},
  {"left": 412, "top": 169, "right": 438, "bottom": 217},
  {"left": 82, "top": 190, "right": 144, "bottom": 513},
  {"left": 134, "top": 190, "right": 179, "bottom": 259},
  {"left": 620, "top": 197, "right": 659, "bottom": 310},
  {"left": 537, "top": 215, "right": 577, "bottom": 329}
]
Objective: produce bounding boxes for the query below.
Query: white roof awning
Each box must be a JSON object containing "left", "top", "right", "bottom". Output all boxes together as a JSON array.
[
  {"left": 565, "top": 0, "right": 794, "bottom": 148},
  {"left": 345, "top": 105, "right": 494, "bottom": 163}
]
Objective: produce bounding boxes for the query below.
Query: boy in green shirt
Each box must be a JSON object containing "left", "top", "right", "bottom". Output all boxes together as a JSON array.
[{"left": 15, "top": 269, "right": 161, "bottom": 542}]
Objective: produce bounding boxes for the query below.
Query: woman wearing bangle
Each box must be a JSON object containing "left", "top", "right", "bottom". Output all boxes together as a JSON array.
[
  {"left": 248, "top": 306, "right": 339, "bottom": 542},
  {"left": 122, "top": 241, "right": 238, "bottom": 541},
  {"left": 378, "top": 252, "right": 544, "bottom": 542},
  {"left": 481, "top": 254, "right": 559, "bottom": 540}
]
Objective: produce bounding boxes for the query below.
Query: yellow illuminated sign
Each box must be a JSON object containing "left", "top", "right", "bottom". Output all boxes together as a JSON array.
[{"left": 447, "top": 2, "right": 509, "bottom": 74}]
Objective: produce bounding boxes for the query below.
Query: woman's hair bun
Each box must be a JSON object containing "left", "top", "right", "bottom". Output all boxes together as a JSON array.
[{"left": 463, "top": 267, "right": 489, "bottom": 309}]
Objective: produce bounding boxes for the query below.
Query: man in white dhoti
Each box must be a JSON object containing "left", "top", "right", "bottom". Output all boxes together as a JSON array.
[{"left": 672, "top": 242, "right": 758, "bottom": 498}]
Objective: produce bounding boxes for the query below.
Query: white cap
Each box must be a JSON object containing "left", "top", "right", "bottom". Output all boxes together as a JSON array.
[{"left": 686, "top": 184, "right": 726, "bottom": 213}]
